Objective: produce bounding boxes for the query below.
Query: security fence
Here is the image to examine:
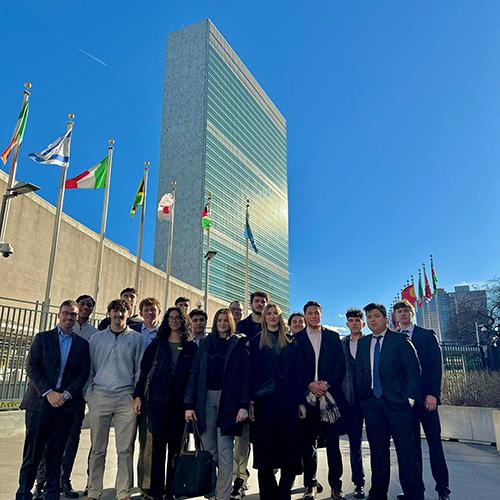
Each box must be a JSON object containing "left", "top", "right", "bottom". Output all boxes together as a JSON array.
[{"left": 0, "top": 298, "right": 103, "bottom": 408}]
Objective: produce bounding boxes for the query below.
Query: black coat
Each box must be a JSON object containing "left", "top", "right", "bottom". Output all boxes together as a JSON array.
[
  {"left": 355, "top": 330, "right": 421, "bottom": 411},
  {"left": 295, "top": 327, "right": 347, "bottom": 410},
  {"left": 134, "top": 337, "right": 198, "bottom": 405},
  {"left": 20, "top": 328, "right": 90, "bottom": 412},
  {"left": 249, "top": 333, "right": 302, "bottom": 471},
  {"left": 184, "top": 333, "right": 251, "bottom": 436},
  {"left": 409, "top": 325, "right": 443, "bottom": 405}
]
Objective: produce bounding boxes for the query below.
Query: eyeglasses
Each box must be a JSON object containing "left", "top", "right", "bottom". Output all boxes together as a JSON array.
[
  {"left": 168, "top": 315, "right": 180, "bottom": 321},
  {"left": 61, "top": 311, "right": 78, "bottom": 317}
]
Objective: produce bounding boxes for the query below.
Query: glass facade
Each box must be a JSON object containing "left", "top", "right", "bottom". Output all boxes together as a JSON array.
[{"left": 203, "top": 43, "right": 289, "bottom": 313}]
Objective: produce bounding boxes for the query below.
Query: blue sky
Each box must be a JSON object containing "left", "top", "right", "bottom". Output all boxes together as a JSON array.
[{"left": 1, "top": 1, "right": 499, "bottom": 327}]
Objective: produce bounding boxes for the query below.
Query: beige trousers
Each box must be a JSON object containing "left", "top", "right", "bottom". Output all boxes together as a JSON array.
[{"left": 87, "top": 391, "right": 137, "bottom": 500}]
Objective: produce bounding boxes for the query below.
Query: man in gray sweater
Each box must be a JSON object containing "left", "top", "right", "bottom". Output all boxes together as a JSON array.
[{"left": 86, "top": 299, "right": 144, "bottom": 500}]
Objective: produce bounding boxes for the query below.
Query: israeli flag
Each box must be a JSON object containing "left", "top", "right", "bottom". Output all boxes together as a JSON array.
[{"left": 29, "top": 129, "right": 72, "bottom": 167}]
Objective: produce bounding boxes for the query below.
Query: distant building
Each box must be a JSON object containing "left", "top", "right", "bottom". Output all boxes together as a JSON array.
[
  {"left": 154, "top": 19, "right": 290, "bottom": 313},
  {"left": 416, "top": 284, "right": 487, "bottom": 343}
]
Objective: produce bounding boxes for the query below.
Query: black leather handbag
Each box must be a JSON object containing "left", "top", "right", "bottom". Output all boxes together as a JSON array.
[{"left": 172, "top": 421, "right": 216, "bottom": 498}]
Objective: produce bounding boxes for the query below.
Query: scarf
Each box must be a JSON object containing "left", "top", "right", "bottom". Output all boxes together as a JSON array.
[{"left": 306, "top": 389, "right": 341, "bottom": 424}]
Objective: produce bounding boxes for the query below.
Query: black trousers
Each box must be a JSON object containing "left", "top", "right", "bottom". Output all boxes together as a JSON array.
[
  {"left": 148, "top": 400, "right": 184, "bottom": 498},
  {"left": 36, "top": 399, "right": 86, "bottom": 484},
  {"left": 302, "top": 405, "right": 343, "bottom": 492},
  {"left": 16, "top": 407, "right": 73, "bottom": 500},
  {"left": 412, "top": 405, "right": 450, "bottom": 495},
  {"left": 361, "top": 396, "right": 424, "bottom": 500},
  {"left": 345, "top": 402, "right": 365, "bottom": 487},
  {"left": 257, "top": 467, "right": 296, "bottom": 500}
]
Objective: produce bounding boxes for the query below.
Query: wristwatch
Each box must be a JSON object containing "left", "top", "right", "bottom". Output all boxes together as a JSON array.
[{"left": 63, "top": 391, "right": 71, "bottom": 401}]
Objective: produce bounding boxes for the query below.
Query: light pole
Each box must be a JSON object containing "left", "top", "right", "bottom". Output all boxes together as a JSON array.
[
  {"left": 0, "top": 181, "right": 40, "bottom": 257},
  {"left": 204, "top": 250, "right": 217, "bottom": 312}
]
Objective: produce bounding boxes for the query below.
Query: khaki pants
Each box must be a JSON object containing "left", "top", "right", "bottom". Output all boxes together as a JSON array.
[
  {"left": 233, "top": 423, "right": 250, "bottom": 483},
  {"left": 87, "top": 391, "right": 137, "bottom": 500}
]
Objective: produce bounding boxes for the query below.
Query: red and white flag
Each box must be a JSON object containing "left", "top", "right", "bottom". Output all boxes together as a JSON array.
[{"left": 157, "top": 193, "right": 174, "bottom": 221}]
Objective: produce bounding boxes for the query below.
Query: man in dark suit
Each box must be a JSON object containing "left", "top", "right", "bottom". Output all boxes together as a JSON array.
[
  {"left": 355, "top": 303, "right": 424, "bottom": 500},
  {"left": 393, "top": 300, "right": 450, "bottom": 500},
  {"left": 340, "top": 308, "right": 366, "bottom": 499},
  {"left": 16, "top": 299, "right": 91, "bottom": 500},
  {"left": 296, "top": 300, "right": 347, "bottom": 500}
]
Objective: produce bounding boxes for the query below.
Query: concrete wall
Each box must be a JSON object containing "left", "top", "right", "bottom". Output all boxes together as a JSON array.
[{"left": 0, "top": 170, "right": 227, "bottom": 318}]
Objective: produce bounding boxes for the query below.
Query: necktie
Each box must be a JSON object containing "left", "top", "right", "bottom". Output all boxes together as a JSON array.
[{"left": 373, "top": 335, "right": 383, "bottom": 398}]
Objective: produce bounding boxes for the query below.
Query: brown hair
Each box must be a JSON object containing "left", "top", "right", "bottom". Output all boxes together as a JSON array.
[
  {"left": 139, "top": 297, "right": 161, "bottom": 314},
  {"left": 260, "top": 304, "right": 290, "bottom": 350},
  {"left": 393, "top": 300, "right": 415, "bottom": 316},
  {"left": 107, "top": 299, "right": 130, "bottom": 314},
  {"left": 211, "top": 308, "right": 236, "bottom": 338}
]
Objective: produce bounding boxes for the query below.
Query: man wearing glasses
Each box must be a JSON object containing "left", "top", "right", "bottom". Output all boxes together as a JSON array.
[{"left": 16, "top": 300, "right": 91, "bottom": 500}]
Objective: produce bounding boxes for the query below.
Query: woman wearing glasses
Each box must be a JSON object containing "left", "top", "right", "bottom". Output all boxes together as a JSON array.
[
  {"left": 249, "top": 303, "right": 302, "bottom": 500},
  {"left": 185, "top": 308, "right": 251, "bottom": 500},
  {"left": 133, "top": 306, "right": 197, "bottom": 500}
]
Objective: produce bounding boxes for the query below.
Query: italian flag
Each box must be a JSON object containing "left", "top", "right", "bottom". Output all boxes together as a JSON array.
[
  {"left": 65, "top": 158, "right": 108, "bottom": 189},
  {"left": 1, "top": 100, "right": 29, "bottom": 165},
  {"left": 202, "top": 203, "right": 212, "bottom": 229}
]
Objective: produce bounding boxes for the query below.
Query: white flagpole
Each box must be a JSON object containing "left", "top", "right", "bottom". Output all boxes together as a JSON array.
[
  {"left": 163, "top": 181, "right": 176, "bottom": 312},
  {"left": 0, "top": 82, "right": 31, "bottom": 243},
  {"left": 244, "top": 198, "right": 250, "bottom": 315},
  {"left": 203, "top": 192, "right": 212, "bottom": 312},
  {"left": 134, "top": 162, "right": 149, "bottom": 294},
  {"left": 93, "top": 139, "right": 114, "bottom": 309},
  {"left": 41, "top": 114, "right": 74, "bottom": 330},
  {"left": 431, "top": 255, "right": 443, "bottom": 343}
]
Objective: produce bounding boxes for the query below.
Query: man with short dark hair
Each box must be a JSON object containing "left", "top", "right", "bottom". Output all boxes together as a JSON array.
[
  {"left": 288, "top": 312, "right": 306, "bottom": 334},
  {"left": 73, "top": 295, "right": 98, "bottom": 341},
  {"left": 229, "top": 300, "right": 243, "bottom": 323},
  {"left": 231, "top": 291, "right": 269, "bottom": 499},
  {"left": 174, "top": 296, "right": 190, "bottom": 313},
  {"left": 189, "top": 308, "right": 208, "bottom": 345},
  {"left": 341, "top": 308, "right": 366, "bottom": 499},
  {"left": 97, "top": 287, "right": 141, "bottom": 330},
  {"left": 355, "top": 303, "right": 424, "bottom": 500},
  {"left": 86, "top": 299, "right": 143, "bottom": 500},
  {"left": 393, "top": 300, "right": 450, "bottom": 500},
  {"left": 296, "top": 301, "right": 347, "bottom": 500},
  {"left": 16, "top": 300, "right": 91, "bottom": 500}
]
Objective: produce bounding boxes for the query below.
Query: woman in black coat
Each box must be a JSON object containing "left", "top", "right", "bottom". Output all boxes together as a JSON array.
[
  {"left": 133, "top": 306, "right": 197, "bottom": 500},
  {"left": 249, "top": 303, "right": 303, "bottom": 500},
  {"left": 184, "top": 308, "right": 251, "bottom": 500}
]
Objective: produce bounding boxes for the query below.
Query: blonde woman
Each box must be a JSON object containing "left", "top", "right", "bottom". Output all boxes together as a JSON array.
[
  {"left": 184, "top": 308, "right": 250, "bottom": 500},
  {"left": 249, "top": 304, "right": 302, "bottom": 500}
]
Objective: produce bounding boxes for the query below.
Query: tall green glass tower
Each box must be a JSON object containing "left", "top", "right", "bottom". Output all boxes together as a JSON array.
[{"left": 154, "top": 19, "right": 289, "bottom": 314}]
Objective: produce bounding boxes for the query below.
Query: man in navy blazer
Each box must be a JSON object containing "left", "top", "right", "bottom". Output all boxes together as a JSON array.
[
  {"left": 296, "top": 301, "right": 347, "bottom": 500},
  {"left": 16, "top": 300, "right": 91, "bottom": 500},
  {"left": 393, "top": 300, "right": 450, "bottom": 500},
  {"left": 355, "top": 303, "right": 424, "bottom": 500}
]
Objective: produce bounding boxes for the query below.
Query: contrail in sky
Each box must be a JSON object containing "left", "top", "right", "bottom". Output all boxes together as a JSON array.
[{"left": 63, "top": 39, "right": 108, "bottom": 66}]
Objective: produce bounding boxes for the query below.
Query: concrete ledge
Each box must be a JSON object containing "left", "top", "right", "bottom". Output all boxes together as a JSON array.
[
  {"left": 440, "top": 405, "right": 497, "bottom": 444},
  {"left": 0, "top": 410, "right": 25, "bottom": 438}
]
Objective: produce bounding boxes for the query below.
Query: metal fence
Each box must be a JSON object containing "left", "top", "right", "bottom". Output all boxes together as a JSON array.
[
  {"left": 0, "top": 298, "right": 103, "bottom": 408},
  {"left": 442, "top": 344, "right": 485, "bottom": 371}
]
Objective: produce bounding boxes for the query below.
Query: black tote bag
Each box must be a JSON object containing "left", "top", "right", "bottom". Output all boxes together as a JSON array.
[{"left": 172, "top": 421, "right": 216, "bottom": 498}]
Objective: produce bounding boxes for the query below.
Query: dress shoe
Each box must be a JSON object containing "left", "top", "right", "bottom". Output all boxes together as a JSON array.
[
  {"left": 331, "top": 491, "right": 347, "bottom": 500},
  {"left": 397, "top": 495, "right": 405, "bottom": 500},
  {"left": 33, "top": 483, "right": 44, "bottom": 500},
  {"left": 353, "top": 485, "right": 366, "bottom": 498},
  {"left": 317, "top": 482, "right": 324, "bottom": 493},
  {"left": 61, "top": 479, "right": 79, "bottom": 498},
  {"left": 438, "top": 492, "right": 451, "bottom": 500},
  {"left": 303, "top": 485, "right": 318, "bottom": 499}
]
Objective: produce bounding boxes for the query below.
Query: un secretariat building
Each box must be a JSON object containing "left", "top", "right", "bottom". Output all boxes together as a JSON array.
[{"left": 154, "top": 19, "right": 289, "bottom": 315}]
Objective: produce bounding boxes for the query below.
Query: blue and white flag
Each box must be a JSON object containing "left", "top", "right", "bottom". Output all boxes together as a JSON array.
[
  {"left": 29, "top": 129, "right": 72, "bottom": 167},
  {"left": 244, "top": 212, "right": 258, "bottom": 254}
]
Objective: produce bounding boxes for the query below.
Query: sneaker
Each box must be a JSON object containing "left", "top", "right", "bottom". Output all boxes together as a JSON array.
[
  {"left": 303, "top": 485, "right": 318, "bottom": 500},
  {"left": 353, "top": 484, "right": 366, "bottom": 498},
  {"left": 230, "top": 477, "right": 245, "bottom": 499}
]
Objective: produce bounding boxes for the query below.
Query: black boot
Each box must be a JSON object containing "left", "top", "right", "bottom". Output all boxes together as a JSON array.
[{"left": 60, "top": 478, "right": 79, "bottom": 498}]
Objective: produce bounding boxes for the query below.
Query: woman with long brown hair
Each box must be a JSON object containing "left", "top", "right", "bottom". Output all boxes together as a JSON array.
[
  {"left": 184, "top": 308, "right": 251, "bottom": 500},
  {"left": 249, "top": 303, "right": 302, "bottom": 500},
  {"left": 133, "top": 306, "right": 197, "bottom": 500}
]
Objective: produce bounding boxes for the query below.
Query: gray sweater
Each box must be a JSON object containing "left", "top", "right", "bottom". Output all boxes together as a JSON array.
[{"left": 87, "top": 327, "right": 144, "bottom": 395}]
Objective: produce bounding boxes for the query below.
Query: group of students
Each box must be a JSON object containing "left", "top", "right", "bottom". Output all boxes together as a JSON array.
[{"left": 15, "top": 287, "right": 451, "bottom": 500}]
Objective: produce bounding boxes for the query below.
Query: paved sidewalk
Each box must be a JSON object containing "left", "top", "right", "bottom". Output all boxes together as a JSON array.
[{"left": 1, "top": 430, "right": 498, "bottom": 499}]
